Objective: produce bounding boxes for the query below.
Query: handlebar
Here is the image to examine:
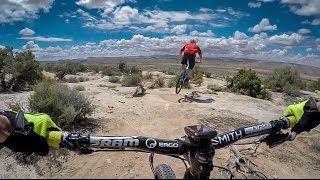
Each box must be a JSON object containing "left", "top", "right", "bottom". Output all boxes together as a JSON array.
[
  {"left": 58, "top": 119, "right": 290, "bottom": 155},
  {"left": 56, "top": 119, "right": 290, "bottom": 179}
]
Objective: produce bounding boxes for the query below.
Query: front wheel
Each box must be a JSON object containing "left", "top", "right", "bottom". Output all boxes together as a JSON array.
[
  {"left": 175, "top": 74, "right": 184, "bottom": 94},
  {"left": 154, "top": 164, "right": 176, "bottom": 179}
]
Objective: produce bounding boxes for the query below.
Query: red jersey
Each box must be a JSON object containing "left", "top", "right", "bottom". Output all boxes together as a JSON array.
[{"left": 180, "top": 42, "right": 202, "bottom": 55}]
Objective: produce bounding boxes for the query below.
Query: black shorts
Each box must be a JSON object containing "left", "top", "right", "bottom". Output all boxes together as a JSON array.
[{"left": 181, "top": 53, "right": 196, "bottom": 70}]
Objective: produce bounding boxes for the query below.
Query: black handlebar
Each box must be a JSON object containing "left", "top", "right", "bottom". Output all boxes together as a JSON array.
[
  {"left": 59, "top": 119, "right": 290, "bottom": 179},
  {"left": 60, "top": 119, "right": 290, "bottom": 155}
]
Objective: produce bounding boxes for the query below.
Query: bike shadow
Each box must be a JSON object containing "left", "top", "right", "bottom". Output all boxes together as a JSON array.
[{"left": 178, "top": 92, "right": 215, "bottom": 104}]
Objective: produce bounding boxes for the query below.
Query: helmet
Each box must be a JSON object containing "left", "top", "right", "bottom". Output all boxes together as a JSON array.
[{"left": 189, "top": 39, "right": 196, "bottom": 43}]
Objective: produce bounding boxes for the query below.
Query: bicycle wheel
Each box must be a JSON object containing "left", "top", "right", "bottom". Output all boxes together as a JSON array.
[
  {"left": 154, "top": 164, "right": 176, "bottom": 179},
  {"left": 175, "top": 73, "right": 184, "bottom": 94}
]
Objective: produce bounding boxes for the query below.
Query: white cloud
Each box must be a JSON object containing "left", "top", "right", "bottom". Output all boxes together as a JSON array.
[
  {"left": 301, "top": 19, "right": 320, "bottom": 25},
  {"left": 281, "top": 0, "right": 320, "bottom": 16},
  {"left": 0, "top": 0, "right": 53, "bottom": 23},
  {"left": 76, "top": 0, "right": 135, "bottom": 17},
  {"left": 248, "top": 2, "right": 261, "bottom": 8},
  {"left": 248, "top": 18, "right": 277, "bottom": 32},
  {"left": 190, "top": 30, "right": 214, "bottom": 37},
  {"left": 269, "top": 33, "right": 303, "bottom": 47},
  {"left": 18, "top": 36, "right": 72, "bottom": 42},
  {"left": 171, "top": 25, "right": 187, "bottom": 34},
  {"left": 78, "top": 6, "right": 248, "bottom": 32},
  {"left": 77, "top": 9, "right": 97, "bottom": 21},
  {"left": 234, "top": 31, "right": 248, "bottom": 40},
  {"left": 311, "top": 19, "right": 320, "bottom": 25},
  {"left": 306, "top": 48, "right": 313, "bottom": 52},
  {"left": 112, "top": 6, "right": 139, "bottom": 25},
  {"left": 258, "top": 0, "right": 274, "bottom": 2},
  {"left": 19, "top": 28, "right": 35, "bottom": 36},
  {"left": 297, "top": 28, "right": 311, "bottom": 34},
  {"left": 45, "top": 46, "right": 63, "bottom": 53},
  {"left": 20, "top": 33, "right": 319, "bottom": 67},
  {"left": 22, "top": 41, "right": 41, "bottom": 51}
]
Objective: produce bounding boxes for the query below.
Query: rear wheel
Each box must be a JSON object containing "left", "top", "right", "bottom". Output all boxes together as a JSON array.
[{"left": 154, "top": 164, "right": 176, "bottom": 179}]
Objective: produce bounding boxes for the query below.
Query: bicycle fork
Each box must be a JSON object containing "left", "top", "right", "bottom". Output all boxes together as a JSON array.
[{"left": 183, "top": 145, "right": 215, "bottom": 179}]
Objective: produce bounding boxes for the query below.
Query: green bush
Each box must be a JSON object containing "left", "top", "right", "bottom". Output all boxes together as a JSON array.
[
  {"left": 109, "top": 76, "right": 120, "bottom": 83},
  {"left": 230, "top": 68, "right": 269, "bottom": 99},
  {"left": 101, "top": 66, "right": 122, "bottom": 76},
  {"left": 265, "top": 67, "right": 301, "bottom": 92},
  {"left": 118, "top": 62, "right": 127, "bottom": 73},
  {"left": 305, "top": 78, "right": 320, "bottom": 92},
  {"left": 0, "top": 47, "right": 43, "bottom": 91},
  {"left": 204, "top": 71, "right": 212, "bottom": 78},
  {"left": 283, "top": 82, "right": 300, "bottom": 97},
  {"left": 162, "top": 68, "right": 177, "bottom": 75},
  {"left": 150, "top": 77, "right": 165, "bottom": 89},
  {"left": 167, "top": 77, "right": 176, "bottom": 88},
  {"left": 74, "top": 85, "right": 85, "bottom": 91},
  {"left": 192, "top": 71, "right": 204, "bottom": 86},
  {"left": 121, "top": 73, "right": 142, "bottom": 87},
  {"left": 29, "top": 81, "right": 94, "bottom": 128}
]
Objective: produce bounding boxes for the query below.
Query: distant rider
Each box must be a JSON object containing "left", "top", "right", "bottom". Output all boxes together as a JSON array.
[{"left": 179, "top": 39, "right": 202, "bottom": 83}]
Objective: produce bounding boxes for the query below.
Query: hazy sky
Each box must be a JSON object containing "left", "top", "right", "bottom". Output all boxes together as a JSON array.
[{"left": 0, "top": 0, "right": 319, "bottom": 67}]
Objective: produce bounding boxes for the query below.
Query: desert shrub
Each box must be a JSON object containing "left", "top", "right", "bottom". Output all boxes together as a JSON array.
[
  {"left": 0, "top": 47, "right": 43, "bottom": 91},
  {"left": 167, "top": 77, "right": 176, "bottom": 88},
  {"left": 121, "top": 73, "right": 142, "bottom": 87},
  {"left": 204, "top": 71, "right": 212, "bottom": 78},
  {"left": 74, "top": 85, "right": 85, "bottom": 91},
  {"left": 143, "top": 72, "right": 153, "bottom": 80},
  {"left": 88, "top": 65, "right": 100, "bottom": 74},
  {"left": 265, "top": 67, "right": 302, "bottom": 92},
  {"left": 305, "top": 78, "right": 320, "bottom": 92},
  {"left": 101, "top": 66, "right": 122, "bottom": 76},
  {"left": 150, "top": 77, "right": 165, "bottom": 89},
  {"left": 283, "top": 82, "right": 300, "bottom": 97},
  {"left": 192, "top": 71, "right": 204, "bottom": 86},
  {"left": 162, "top": 68, "right": 176, "bottom": 75},
  {"left": 55, "top": 70, "right": 66, "bottom": 80},
  {"left": 109, "top": 76, "right": 120, "bottom": 83},
  {"left": 130, "top": 65, "right": 142, "bottom": 75},
  {"left": 118, "top": 62, "right": 127, "bottom": 73},
  {"left": 230, "top": 68, "right": 269, "bottom": 99},
  {"left": 29, "top": 81, "right": 94, "bottom": 128}
]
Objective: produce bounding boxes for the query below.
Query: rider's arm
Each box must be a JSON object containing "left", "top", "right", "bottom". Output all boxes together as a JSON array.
[
  {"left": 197, "top": 46, "right": 202, "bottom": 62},
  {"left": 180, "top": 45, "right": 185, "bottom": 57}
]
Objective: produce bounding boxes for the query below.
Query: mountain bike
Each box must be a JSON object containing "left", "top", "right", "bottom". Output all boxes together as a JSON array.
[
  {"left": 176, "top": 61, "right": 200, "bottom": 94},
  {"left": 59, "top": 118, "right": 291, "bottom": 179}
]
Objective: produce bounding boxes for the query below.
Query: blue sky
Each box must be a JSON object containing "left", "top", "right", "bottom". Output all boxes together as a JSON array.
[{"left": 0, "top": 0, "right": 319, "bottom": 67}]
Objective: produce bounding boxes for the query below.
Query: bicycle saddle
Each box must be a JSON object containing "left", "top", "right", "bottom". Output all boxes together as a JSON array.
[{"left": 184, "top": 125, "right": 217, "bottom": 141}]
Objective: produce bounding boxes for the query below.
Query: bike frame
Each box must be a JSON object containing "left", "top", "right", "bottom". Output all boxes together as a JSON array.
[{"left": 63, "top": 119, "right": 289, "bottom": 179}]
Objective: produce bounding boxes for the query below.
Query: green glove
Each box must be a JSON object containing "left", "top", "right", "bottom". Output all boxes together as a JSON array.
[
  {"left": 1, "top": 110, "right": 62, "bottom": 156},
  {"left": 281, "top": 97, "right": 320, "bottom": 134}
]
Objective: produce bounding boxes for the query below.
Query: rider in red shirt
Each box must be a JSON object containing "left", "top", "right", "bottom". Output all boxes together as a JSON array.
[{"left": 179, "top": 39, "right": 202, "bottom": 82}]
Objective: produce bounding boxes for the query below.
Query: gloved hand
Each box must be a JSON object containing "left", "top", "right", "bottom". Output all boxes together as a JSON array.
[
  {"left": 282, "top": 97, "right": 320, "bottom": 135},
  {"left": 1, "top": 111, "right": 49, "bottom": 156}
]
